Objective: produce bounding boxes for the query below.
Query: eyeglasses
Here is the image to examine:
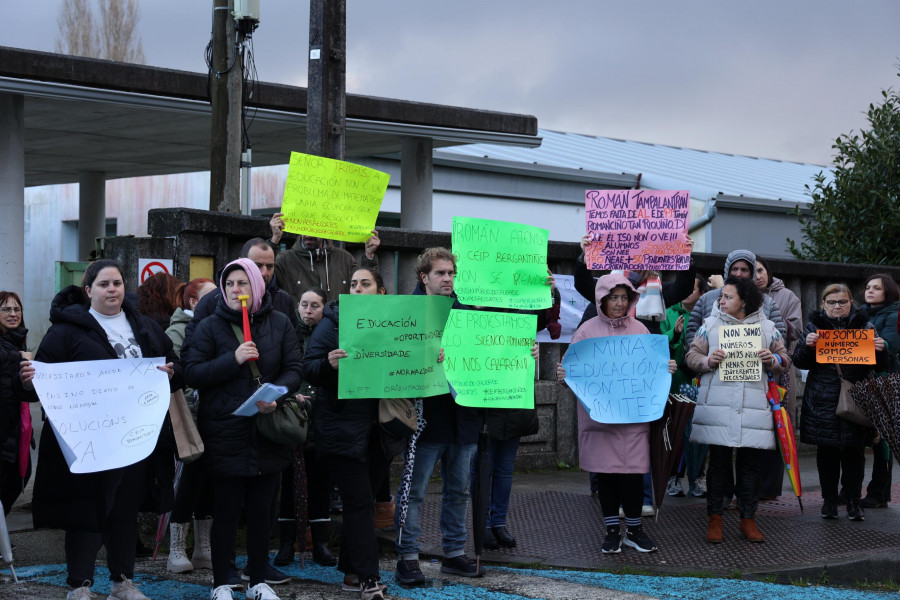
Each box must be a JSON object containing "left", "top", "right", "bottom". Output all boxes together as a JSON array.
[
  {"left": 825, "top": 299, "right": 850, "bottom": 307},
  {"left": 0, "top": 307, "right": 21, "bottom": 314}
]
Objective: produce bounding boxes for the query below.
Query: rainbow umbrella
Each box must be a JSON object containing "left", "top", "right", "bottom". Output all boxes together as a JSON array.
[{"left": 766, "top": 378, "right": 802, "bottom": 512}]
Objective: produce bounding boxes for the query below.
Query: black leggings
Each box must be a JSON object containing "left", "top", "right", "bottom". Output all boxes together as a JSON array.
[
  {"left": 594, "top": 473, "right": 643, "bottom": 520},
  {"left": 211, "top": 473, "right": 280, "bottom": 588}
]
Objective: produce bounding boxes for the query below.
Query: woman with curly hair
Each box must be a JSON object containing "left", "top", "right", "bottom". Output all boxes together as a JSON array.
[{"left": 138, "top": 273, "right": 185, "bottom": 330}]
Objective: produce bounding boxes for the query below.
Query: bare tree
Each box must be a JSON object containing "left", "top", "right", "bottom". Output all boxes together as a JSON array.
[
  {"left": 98, "top": 0, "right": 145, "bottom": 63},
  {"left": 54, "top": 0, "right": 99, "bottom": 58},
  {"left": 54, "top": 0, "right": 145, "bottom": 64}
]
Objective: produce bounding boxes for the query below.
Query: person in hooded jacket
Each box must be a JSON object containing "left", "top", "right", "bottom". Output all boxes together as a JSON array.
[
  {"left": 685, "top": 249, "right": 787, "bottom": 348},
  {"left": 857, "top": 273, "right": 899, "bottom": 508},
  {"left": 18, "top": 259, "right": 180, "bottom": 600},
  {"left": 182, "top": 258, "right": 302, "bottom": 600},
  {"left": 685, "top": 276, "right": 790, "bottom": 544},
  {"left": 0, "top": 291, "right": 32, "bottom": 516},
  {"left": 272, "top": 232, "right": 380, "bottom": 305},
  {"left": 556, "top": 273, "right": 677, "bottom": 555},
  {"left": 793, "top": 283, "right": 889, "bottom": 523}
]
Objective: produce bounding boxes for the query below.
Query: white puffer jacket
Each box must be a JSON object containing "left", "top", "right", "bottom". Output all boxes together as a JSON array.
[{"left": 685, "top": 309, "right": 789, "bottom": 450}]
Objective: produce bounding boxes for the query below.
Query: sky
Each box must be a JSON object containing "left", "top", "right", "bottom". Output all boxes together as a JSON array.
[{"left": 8, "top": 1, "right": 900, "bottom": 166}]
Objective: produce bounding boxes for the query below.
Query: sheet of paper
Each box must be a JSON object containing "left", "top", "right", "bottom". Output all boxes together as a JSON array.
[
  {"left": 718, "top": 324, "right": 763, "bottom": 382},
  {"left": 233, "top": 383, "right": 289, "bottom": 416},
  {"left": 815, "top": 329, "right": 876, "bottom": 364},
  {"left": 452, "top": 216, "right": 551, "bottom": 310},
  {"left": 441, "top": 309, "right": 536, "bottom": 409},
  {"left": 562, "top": 334, "right": 671, "bottom": 423},
  {"left": 32, "top": 357, "right": 171, "bottom": 474},
  {"left": 338, "top": 295, "right": 454, "bottom": 399},
  {"left": 584, "top": 189, "right": 691, "bottom": 270}
]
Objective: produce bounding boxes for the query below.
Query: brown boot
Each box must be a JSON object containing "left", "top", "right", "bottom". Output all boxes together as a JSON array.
[
  {"left": 706, "top": 514, "right": 723, "bottom": 543},
  {"left": 739, "top": 517, "right": 764, "bottom": 542},
  {"left": 374, "top": 497, "right": 395, "bottom": 529}
]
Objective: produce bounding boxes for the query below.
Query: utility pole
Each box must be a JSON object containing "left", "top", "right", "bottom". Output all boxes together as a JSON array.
[
  {"left": 209, "top": 0, "right": 243, "bottom": 212},
  {"left": 307, "top": 0, "right": 346, "bottom": 160}
]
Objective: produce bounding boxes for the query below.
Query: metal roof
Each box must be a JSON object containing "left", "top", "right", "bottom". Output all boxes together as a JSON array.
[{"left": 436, "top": 129, "right": 832, "bottom": 206}]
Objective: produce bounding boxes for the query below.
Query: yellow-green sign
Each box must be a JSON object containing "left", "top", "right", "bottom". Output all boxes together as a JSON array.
[
  {"left": 442, "top": 309, "right": 536, "bottom": 409},
  {"left": 280, "top": 152, "right": 390, "bottom": 242},
  {"left": 452, "top": 216, "right": 551, "bottom": 310},
  {"left": 338, "top": 294, "right": 453, "bottom": 399}
]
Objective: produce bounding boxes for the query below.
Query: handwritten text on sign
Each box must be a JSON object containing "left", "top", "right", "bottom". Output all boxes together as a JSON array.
[
  {"left": 442, "top": 309, "right": 536, "bottom": 409},
  {"left": 584, "top": 190, "right": 691, "bottom": 270},
  {"left": 338, "top": 294, "right": 454, "bottom": 399},
  {"left": 31, "top": 358, "right": 170, "bottom": 474},
  {"left": 719, "top": 324, "right": 762, "bottom": 382},
  {"left": 816, "top": 329, "right": 875, "bottom": 364},
  {"left": 562, "top": 334, "right": 671, "bottom": 423},
  {"left": 280, "top": 152, "right": 390, "bottom": 243},
  {"left": 452, "top": 217, "right": 551, "bottom": 310}
]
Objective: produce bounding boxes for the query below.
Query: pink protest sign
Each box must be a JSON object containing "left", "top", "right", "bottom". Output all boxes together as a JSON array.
[{"left": 584, "top": 190, "right": 691, "bottom": 271}]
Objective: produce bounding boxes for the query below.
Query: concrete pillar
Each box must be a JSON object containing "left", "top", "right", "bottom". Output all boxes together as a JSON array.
[
  {"left": 399, "top": 137, "right": 433, "bottom": 230},
  {"left": 0, "top": 94, "right": 25, "bottom": 294},
  {"left": 78, "top": 171, "right": 106, "bottom": 260}
]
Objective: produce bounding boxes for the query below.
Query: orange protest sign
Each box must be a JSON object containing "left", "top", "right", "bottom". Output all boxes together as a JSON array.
[{"left": 815, "top": 329, "right": 875, "bottom": 364}]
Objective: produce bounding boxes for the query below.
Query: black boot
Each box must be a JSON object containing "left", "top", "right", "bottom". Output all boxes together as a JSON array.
[
  {"left": 311, "top": 521, "right": 337, "bottom": 566},
  {"left": 492, "top": 526, "right": 516, "bottom": 548},
  {"left": 483, "top": 527, "right": 499, "bottom": 550},
  {"left": 273, "top": 520, "right": 296, "bottom": 566}
]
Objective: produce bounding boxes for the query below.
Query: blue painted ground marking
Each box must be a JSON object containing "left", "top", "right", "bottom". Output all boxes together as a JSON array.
[
  {"left": 495, "top": 566, "right": 899, "bottom": 600},
  {"left": 14, "top": 564, "right": 211, "bottom": 598}
]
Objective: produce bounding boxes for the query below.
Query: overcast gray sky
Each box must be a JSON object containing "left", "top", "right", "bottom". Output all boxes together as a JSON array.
[{"left": 9, "top": 1, "right": 900, "bottom": 165}]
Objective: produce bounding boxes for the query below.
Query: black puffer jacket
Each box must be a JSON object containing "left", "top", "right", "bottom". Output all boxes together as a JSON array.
[
  {"left": 24, "top": 286, "right": 181, "bottom": 532},
  {"left": 302, "top": 302, "right": 379, "bottom": 461},
  {"left": 793, "top": 309, "right": 886, "bottom": 448},
  {"left": 0, "top": 327, "right": 27, "bottom": 463},
  {"left": 183, "top": 293, "right": 302, "bottom": 477}
]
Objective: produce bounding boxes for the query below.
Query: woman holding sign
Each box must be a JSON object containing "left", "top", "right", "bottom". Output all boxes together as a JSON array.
[
  {"left": 793, "top": 283, "right": 887, "bottom": 522},
  {"left": 18, "top": 259, "right": 179, "bottom": 600},
  {"left": 302, "top": 268, "right": 390, "bottom": 600},
  {"left": 556, "top": 273, "right": 677, "bottom": 555},
  {"left": 182, "top": 258, "right": 302, "bottom": 600},
  {"left": 685, "top": 276, "right": 790, "bottom": 544}
]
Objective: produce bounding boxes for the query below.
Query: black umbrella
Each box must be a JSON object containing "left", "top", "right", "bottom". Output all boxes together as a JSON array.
[
  {"left": 649, "top": 392, "right": 696, "bottom": 513},
  {"left": 471, "top": 422, "right": 492, "bottom": 572},
  {"left": 849, "top": 374, "right": 900, "bottom": 466}
]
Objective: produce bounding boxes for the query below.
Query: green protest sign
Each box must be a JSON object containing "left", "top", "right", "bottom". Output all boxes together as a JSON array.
[
  {"left": 338, "top": 294, "right": 453, "bottom": 399},
  {"left": 281, "top": 152, "right": 390, "bottom": 242},
  {"left": 441, "top": 309, "right": 536, "bottom": 409},
  {"left": 452, "top": 216, "right": 551, "bottom": 310}
]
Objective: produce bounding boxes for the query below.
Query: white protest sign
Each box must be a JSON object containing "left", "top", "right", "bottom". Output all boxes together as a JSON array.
[
  {"left": 31, "top": 357, "right": 170, "bottom": 473},
  {"left": 536, "top": 274, "right": 591, "bottom": 344},
  {"left": 718, "top": 324, "right": 762, "bottom": 382}
]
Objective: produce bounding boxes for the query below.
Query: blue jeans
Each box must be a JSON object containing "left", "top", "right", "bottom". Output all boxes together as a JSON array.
[
  {"left": 470, "top": 437, "right": 519, "bottom": 528},
  {"left": 395, "top": 441, "right": 476, "bottom": 560}
]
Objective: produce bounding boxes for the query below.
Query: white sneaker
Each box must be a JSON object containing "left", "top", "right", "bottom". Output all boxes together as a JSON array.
[
  {"left": 641, "top": 504, "right": 656, "bottom": 517},
  {"left": 66, "top": 582, "right": 97, "bottom": 600},
  {"left": 108, "top": 577, "right": 150, "bottom": 600},
  {"left": 690, "top": 476, "right": 708, "bottom": 497},
  {"left": 666, "top": 475, "right": 685, "bottom": 497},
  {"left": 247, "top": 582, "right": 280, "bottom": 600},
  {"left": 209, "top": 585, "right": 234, "bottom": 600}
]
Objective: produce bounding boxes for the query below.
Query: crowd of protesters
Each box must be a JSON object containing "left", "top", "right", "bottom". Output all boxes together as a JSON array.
[{"left": 3, "top": 213, "right": 898, "bottom": 600}]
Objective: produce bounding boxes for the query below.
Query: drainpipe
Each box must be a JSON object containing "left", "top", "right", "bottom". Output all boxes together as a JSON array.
[{"left": 689, "top": 197, "right": 717, "bottom": 233}]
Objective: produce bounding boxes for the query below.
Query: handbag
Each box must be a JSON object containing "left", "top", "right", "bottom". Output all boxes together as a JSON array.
[
  {"left": 379, "top": 398, "right": 416, "bottom": 439},
  {"left": 834, "top": 365, "right": 873, "bottom": 427},
  {"left": 230, "top": 323, "right": 309, "bottom": 446},
  {"left": 168, "top": 389, "right": 204, "bottom": 462}
]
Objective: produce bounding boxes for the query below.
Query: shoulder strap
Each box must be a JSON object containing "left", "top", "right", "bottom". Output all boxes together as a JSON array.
[{"left": 230, "top": 323, "right": 262, "bottom": 381}]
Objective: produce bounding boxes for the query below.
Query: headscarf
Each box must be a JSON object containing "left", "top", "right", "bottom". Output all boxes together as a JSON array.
[{"left": 219, "top": 258, "right": 266, "bottom": 314}]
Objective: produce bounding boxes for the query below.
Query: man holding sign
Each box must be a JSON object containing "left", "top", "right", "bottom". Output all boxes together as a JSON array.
[
  {"left": 394, "top": 248, "right": 483, "bottom": 584},
  {"left": 792, "top": 283, "right": 889, "bottom": 522}
]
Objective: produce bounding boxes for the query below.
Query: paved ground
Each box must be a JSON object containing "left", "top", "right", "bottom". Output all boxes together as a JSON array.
[{"left": 0, "top": 451, "right": 898, "bottom": 599}]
